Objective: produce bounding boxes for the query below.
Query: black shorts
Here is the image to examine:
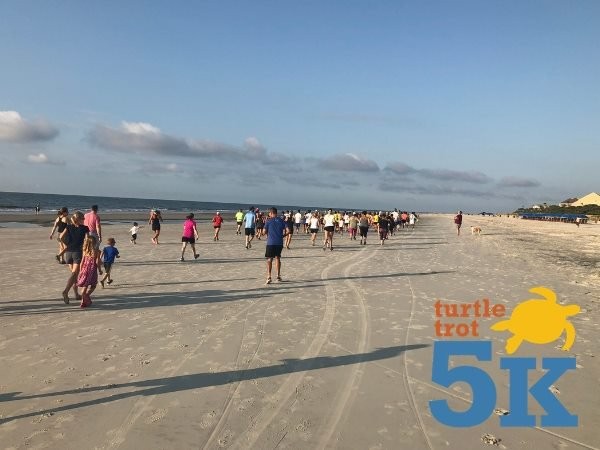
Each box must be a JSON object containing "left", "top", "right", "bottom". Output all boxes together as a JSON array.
[
  {"left": 324, "top": 226, "right": 334, "bottom": 233},
  {"left": 237, "top": 221, "right": 243, "bottom": 226},
  {"left": 265, "top": 245, "right": 283, "bottom": 258},
  {"left": 103, "top": 262, "right": 113, "bottom": 272},
  {"left": 287, "top": 227, "right": 294, "bottom": 235},
  {"left": 64, "top": 251, "right": 82, "bottom": 265},
  {"left": 182, "top": 236, "right": 196, "bottom": 244},
  {"left": 359, "top": 226, "right": 369, "bottom": 237},
  {"left": 152, "top": 225, "right": 161, "bottom": 231},
  {"left": 245, "top": 228, "right": 255, "bottom": 236},
  {"left": 310, "top": 228, "right": 318, "bottom": 234},
  {"left": 213, "top": 226, "right": 221, "bottom": 229},
  {"left": 131, "top": 233, "right": 137, "bottom": 240}
]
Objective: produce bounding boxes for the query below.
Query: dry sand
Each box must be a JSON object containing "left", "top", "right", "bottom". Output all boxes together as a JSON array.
[{"left": 0, "top": 215, "right": 598, "bottom": 449}]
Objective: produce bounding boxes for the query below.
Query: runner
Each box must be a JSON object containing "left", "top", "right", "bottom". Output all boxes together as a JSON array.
[
  {"left": 180, "top": 213, "right": 200, "bottom": 261},
  {"left": 304, "top": 210, "right": 311, "bottom": 233},
  {"left": 401, "top": 211, "right": 408, "bottom": 229},
  {"left": 309, "top": 212, "right": 320, "bottom": 246},
  {"left": 235, "top": 209, "right": 244, "bottom": 235},
  {"left": 212, "top": 211, "right": 223, "bottom": 241},
  {"left": 409, "top": 211, "right": 416, "bottom": 229},
  {"left": 263, "top": 207, "right": 289, "bottom": 284},
  {"left": 285, "top": 211, "right": 294, "bottom": 249},
  {"left": 255, "top": 211, "right": 265, "bottom": 240},
  {"left": 294, "top": 210, "right": 303, "bottom": 233},
  {"left": 348, "top": 212, "right": 358, "bottom": 240},
  {"left": 323, "top": 209, "right": 336, "bottom": 251},
  {"left": 359, "top": 211, "right": 370, "bottom": 245},
  {"left": 378, "top": 213, "right": 389, "bottom": 245},
  {"left": 243, "top": 206, "right": 256, "bottom": 249}
]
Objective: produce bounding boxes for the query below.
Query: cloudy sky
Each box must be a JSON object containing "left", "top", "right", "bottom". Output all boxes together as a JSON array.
[{"left": 1, "top": 1, "right": 598, "bottom": 212}]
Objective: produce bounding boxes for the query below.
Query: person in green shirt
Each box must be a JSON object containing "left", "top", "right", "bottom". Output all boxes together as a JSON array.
[{"left": 235, "top": 209, "right": 244, "bottom": 235}]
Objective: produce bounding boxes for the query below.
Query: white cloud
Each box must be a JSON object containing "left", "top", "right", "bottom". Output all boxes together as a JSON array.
[
  {"left": 87, "top": 122, "right": 296, "bottom": 167},
  {"left": 26, "top": 152, "right": 65, "bottom": 165},
  {"left": 27, "top": 153, "right": 49, "bottom": 163},
  {"left": 319, "top": 153, "right": 380, "bottom": 172},
  {"left": 384, "top": 162, "right": 417, "bottom": 175},
  {"left": 0, "top": 111, "right": 59, "bottom": 142},
  {"left": 122, "top": 121, "right": 162, "bottom": 135}
]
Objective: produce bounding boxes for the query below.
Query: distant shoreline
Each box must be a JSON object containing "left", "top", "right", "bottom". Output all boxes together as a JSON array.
[{"left": 0, "top": 211, "right": 220, "bottom": 226}]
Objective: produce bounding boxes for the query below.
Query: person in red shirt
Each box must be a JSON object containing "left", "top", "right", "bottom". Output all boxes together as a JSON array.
[
  {"left": 212, "top": 212, "right": 223, "bottom": 241},
  {"left": 454, "top": 210, "right": 463, "bottom": 236}
]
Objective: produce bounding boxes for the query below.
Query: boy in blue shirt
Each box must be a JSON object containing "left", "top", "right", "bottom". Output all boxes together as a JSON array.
[
  {"left": 100, "top": 238, "right": 120, "bottom": 287},
  {"left": 262, "top": 207, "right": 289, "bottom": 284}
]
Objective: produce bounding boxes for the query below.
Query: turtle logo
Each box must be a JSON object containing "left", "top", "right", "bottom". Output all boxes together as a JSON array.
[{"left": 491, "top": 286, "right": 580, "bottom": 354}]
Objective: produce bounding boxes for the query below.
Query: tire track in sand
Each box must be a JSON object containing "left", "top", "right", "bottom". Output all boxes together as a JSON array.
[
  {"left": 201, "top": 243, "right": 334, "bottom": 449},
  {"left": 228, "top": 246, "right": 368, "bottom": 450},
  {"left": 201, "top": 301, "right": 270, "bottom": 449},
  {"left": 397, "top": 225, "right": 434, "bottom": 450},
  {"left": 315, "top": 246, "right": 378, "bottom": 449}
]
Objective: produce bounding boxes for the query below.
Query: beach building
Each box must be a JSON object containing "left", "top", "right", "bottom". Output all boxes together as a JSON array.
[
  {"left": 570, "top": 192, "right": 600, "bottom": 207},
  {"left": 559, "top": 197, "right": 578, "bottom": 207}
]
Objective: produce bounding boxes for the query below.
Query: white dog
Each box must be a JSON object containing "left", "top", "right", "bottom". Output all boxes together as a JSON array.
[{"left": 470, "top": 226, "right": 482, "bottom": 235}]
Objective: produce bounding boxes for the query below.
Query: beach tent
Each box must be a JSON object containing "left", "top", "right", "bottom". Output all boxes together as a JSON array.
[
  {"left": 570, "top": 192, "right": 600, "bottom": 207},
  {"left": 519, "top": 212, "right": 588, "bottom": 223}
]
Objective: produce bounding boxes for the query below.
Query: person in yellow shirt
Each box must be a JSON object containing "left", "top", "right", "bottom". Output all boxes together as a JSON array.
[
  {"left": 372, "top": 212, "right": 380, "bottom": 229},
  {"left": 235, "top": 209, "right": 244, "bottom": 235}
]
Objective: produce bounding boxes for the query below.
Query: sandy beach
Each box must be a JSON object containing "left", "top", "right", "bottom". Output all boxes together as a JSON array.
[{"left": 0, "top": 215, "right": 598, "bottom": 449}]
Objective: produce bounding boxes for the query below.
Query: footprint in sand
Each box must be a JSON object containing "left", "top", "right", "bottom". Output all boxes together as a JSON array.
[
  {"left": 199, "top": 410, "right": 217, "bottom": 429},
  {"left": 145, "top": 408, "right": 167, "bottom": 424},
  {"left": 481, "top": 433, "right": 501, "bottom": 446},
  {"left": 217, "top": 429, "right": 233, "bottom": 448}
]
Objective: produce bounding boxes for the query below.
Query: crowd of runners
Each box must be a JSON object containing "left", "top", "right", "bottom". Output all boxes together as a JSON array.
[{"left": 49, "top": 205, "right": 419, "bottom": 306}]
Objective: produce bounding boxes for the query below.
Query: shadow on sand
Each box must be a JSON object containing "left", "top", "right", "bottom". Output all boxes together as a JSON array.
[
  {"left": 0, "top": 343, "right": 430, "bottom": 424},
  {"left": 0, "top": 284, "right": 325, "bottom": 317}
]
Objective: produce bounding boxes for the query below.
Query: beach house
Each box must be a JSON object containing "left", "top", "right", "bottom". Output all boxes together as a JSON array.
[
  {"left": 570, "top": 192, "right": 600, "bottom": 207},
  {"left": 559, "top": 197, "right": 578, "bottom": 207}
]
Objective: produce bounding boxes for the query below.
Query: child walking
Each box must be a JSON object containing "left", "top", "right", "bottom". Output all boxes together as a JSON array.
[
  {"left": 100, "top": 238, "right": 120, "bottom": 287},
  {"left": 77, "top": 235, "right": 100, "bottom": 308},
  {"left": 129, "top": 222, "right": 141, "bottom": 244}
]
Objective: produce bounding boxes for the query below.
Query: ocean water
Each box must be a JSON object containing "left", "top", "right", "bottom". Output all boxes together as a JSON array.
[{"left": 0, "top": 191, "right": 326, "bottom": 215}]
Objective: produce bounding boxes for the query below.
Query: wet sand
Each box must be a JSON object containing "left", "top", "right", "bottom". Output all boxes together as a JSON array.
[
  {"left": 0, "top": 216, "right": 598, "bottom": 449},
  {"left": 0, "top": 212, "right": 218, "bottom": 227}
]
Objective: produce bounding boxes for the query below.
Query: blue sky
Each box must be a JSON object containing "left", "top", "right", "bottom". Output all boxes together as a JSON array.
[{"left": 1, "top": 1, "right": 598, "bottom": 212}]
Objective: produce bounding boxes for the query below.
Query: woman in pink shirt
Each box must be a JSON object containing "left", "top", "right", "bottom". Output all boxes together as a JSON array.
[{"left": 180, "top": 213, "right": 200, "bottom": 261}]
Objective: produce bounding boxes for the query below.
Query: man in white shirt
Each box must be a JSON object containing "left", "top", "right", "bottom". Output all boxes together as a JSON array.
[{"left": 294, "top": 210, "right": 303, "bottom": 233}]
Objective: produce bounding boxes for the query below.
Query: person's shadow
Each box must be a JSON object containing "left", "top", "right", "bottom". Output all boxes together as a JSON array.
[{"left": 0, "top": 344, "right": 429, "bottom": 424}]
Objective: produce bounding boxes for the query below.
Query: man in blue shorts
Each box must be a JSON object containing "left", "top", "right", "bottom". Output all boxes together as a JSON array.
[
  {"left": 243, "top": 206, "right": 256, "bottom": 249},
  {"left": 263, "top": 207, "right": 289, "bottom": 284}
]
